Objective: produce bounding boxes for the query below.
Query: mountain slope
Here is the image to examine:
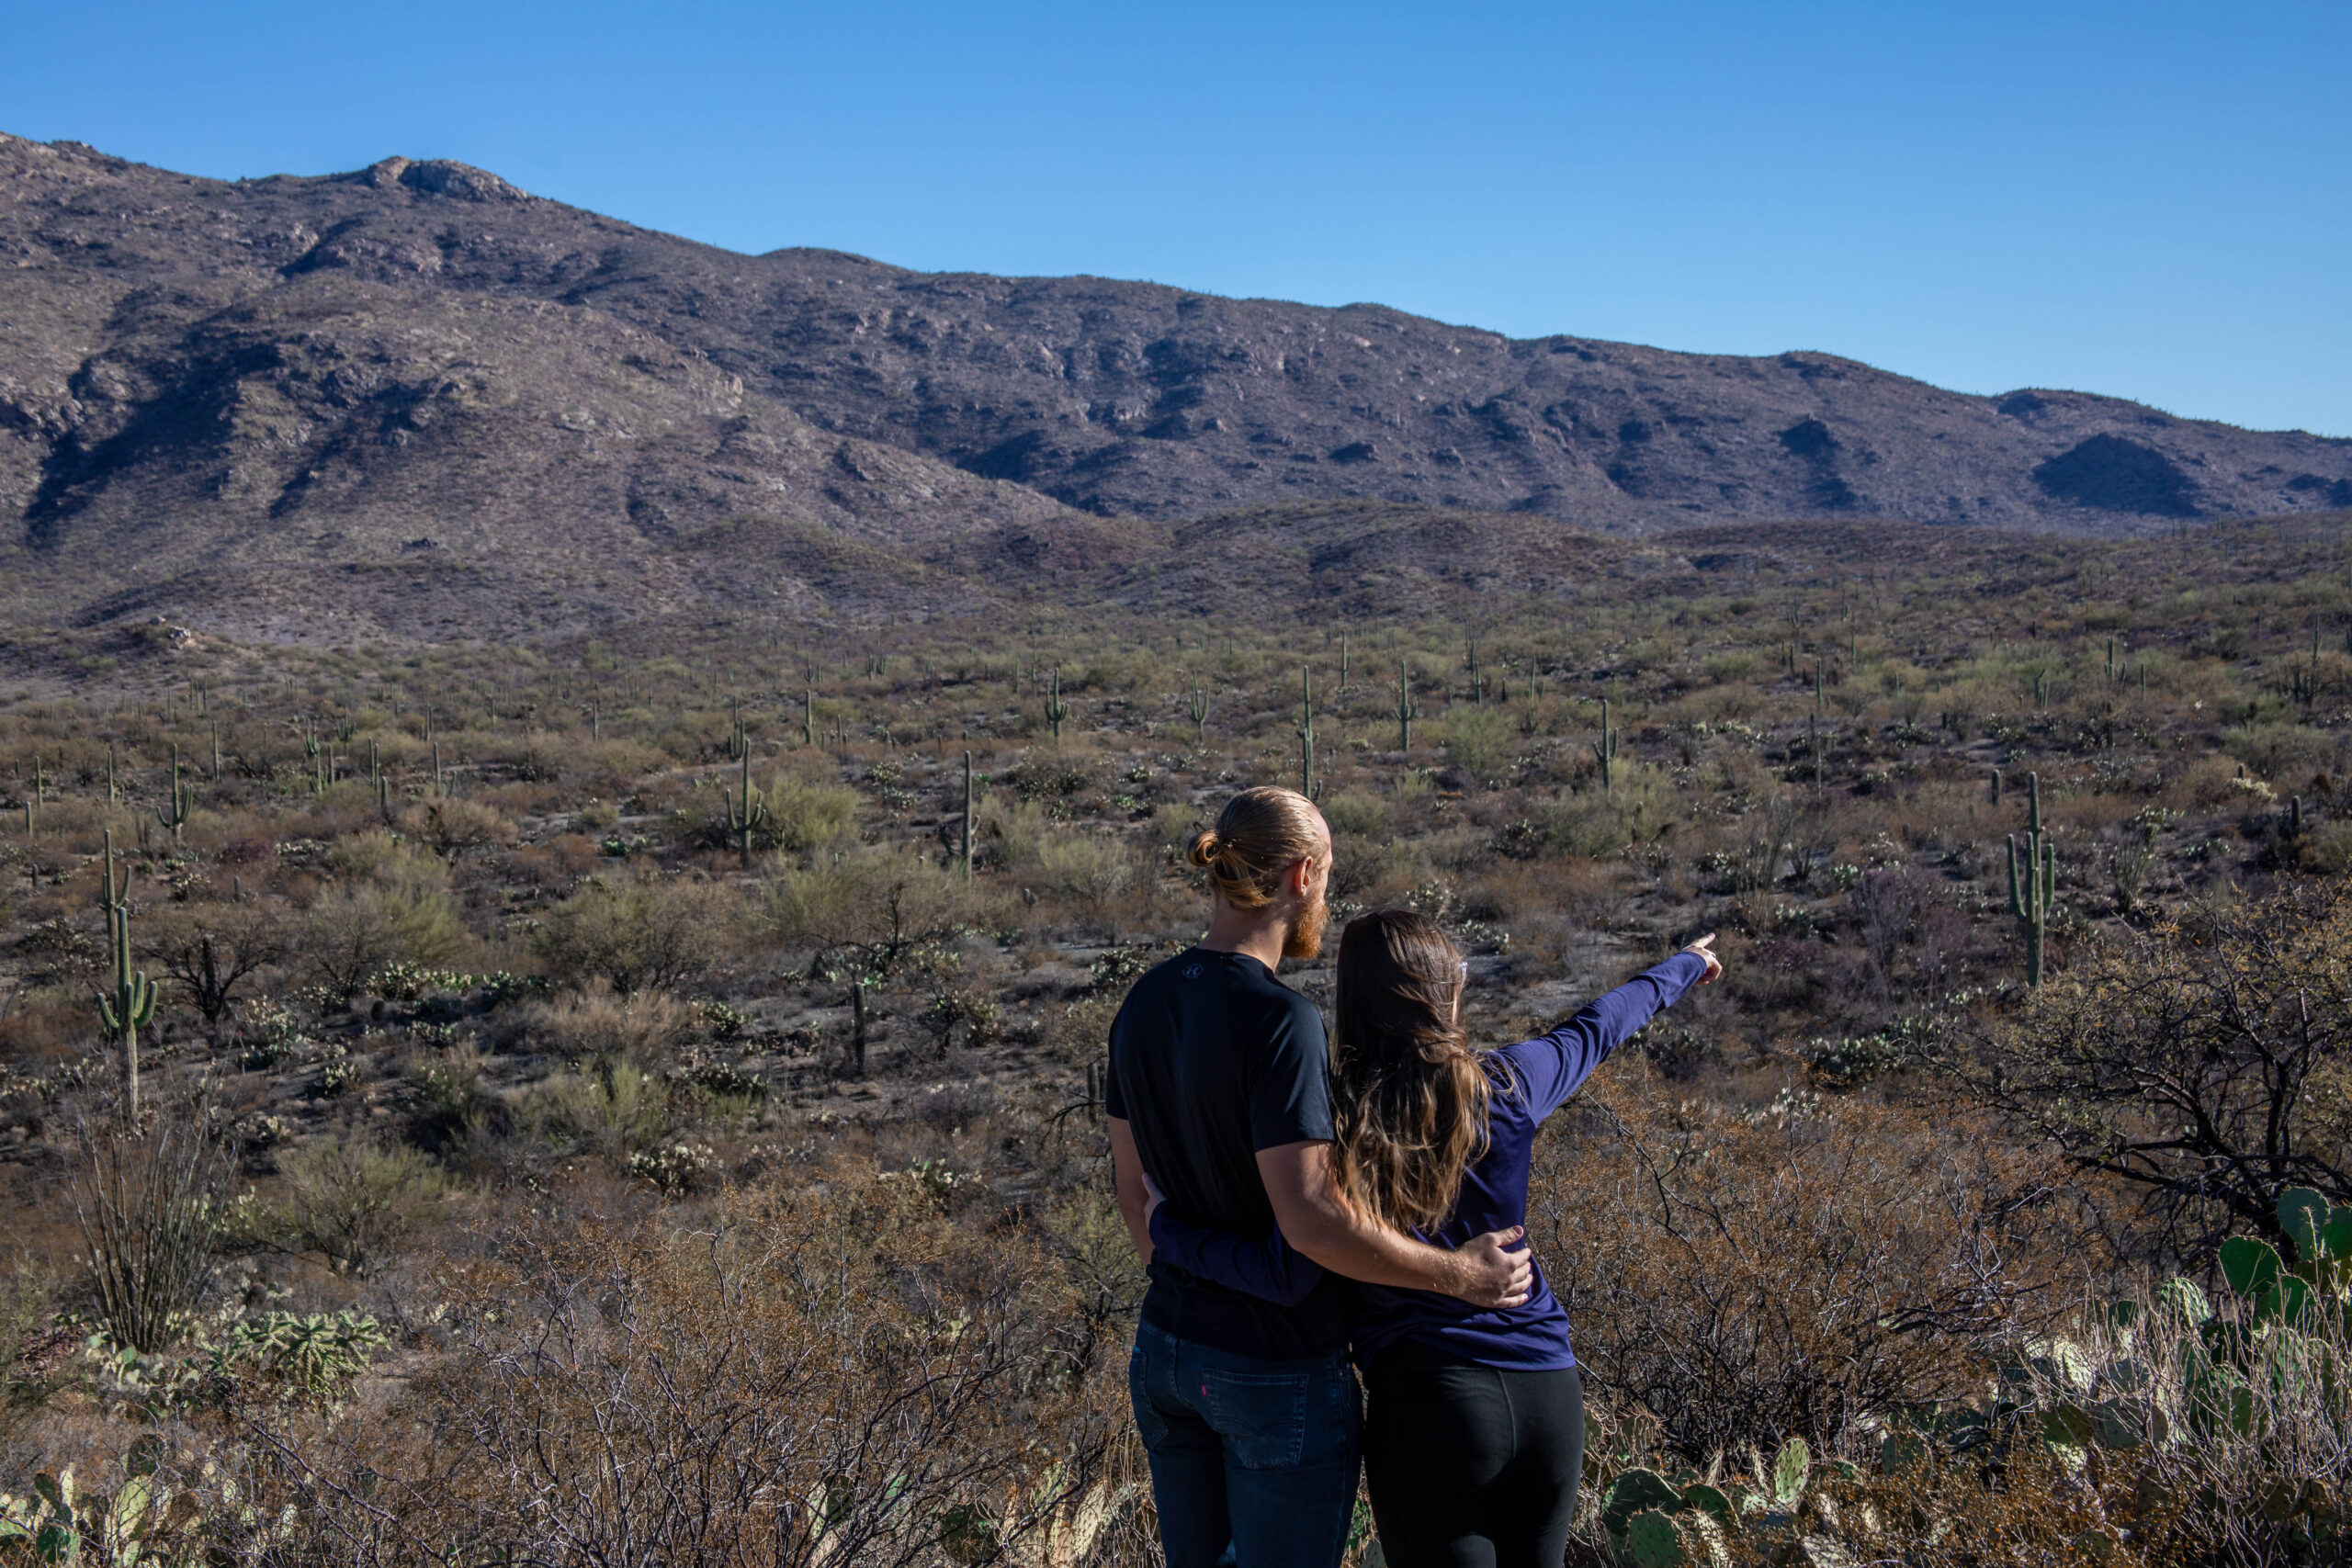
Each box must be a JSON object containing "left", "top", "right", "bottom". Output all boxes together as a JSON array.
[{"left": 3, "top": 133, "right": 2349, "bottom": 640}]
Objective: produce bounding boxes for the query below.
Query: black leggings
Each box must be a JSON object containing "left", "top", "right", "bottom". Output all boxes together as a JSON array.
[{"left": 1362, "top": 1344, "right": 1586, "bottom": 1568}]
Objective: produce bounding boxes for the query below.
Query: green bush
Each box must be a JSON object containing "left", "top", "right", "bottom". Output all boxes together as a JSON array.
[
  {"left": 532, "top": 876, "right": 742, "bottom": 994},
  {"left": 261, "top": 1134, "right": 445, "bottom": 1278}
]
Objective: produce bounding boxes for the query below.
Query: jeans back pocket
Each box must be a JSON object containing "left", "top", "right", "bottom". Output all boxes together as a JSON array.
[{"left": 1198, "top": 1366, "right": 1310, "bottom": 1471}]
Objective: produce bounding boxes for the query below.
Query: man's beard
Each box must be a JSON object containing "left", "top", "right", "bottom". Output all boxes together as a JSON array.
[{"left": 1284, "top": 893, "right": 1329, "bottom": 961}]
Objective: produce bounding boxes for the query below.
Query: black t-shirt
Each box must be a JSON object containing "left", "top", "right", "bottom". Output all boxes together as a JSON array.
[{"left": 1105, "top": 947, "right": 1348, "bottom": 1359}]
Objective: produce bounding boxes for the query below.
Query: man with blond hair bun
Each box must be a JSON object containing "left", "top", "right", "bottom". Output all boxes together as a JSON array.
[{"left": 1107, "top": 785, "right": 1532, "bottom": 1567}]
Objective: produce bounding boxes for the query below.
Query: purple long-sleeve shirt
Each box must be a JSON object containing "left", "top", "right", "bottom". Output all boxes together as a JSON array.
[{"left": 1147, "top": 952, "right": 1707, "bottom": 1371}]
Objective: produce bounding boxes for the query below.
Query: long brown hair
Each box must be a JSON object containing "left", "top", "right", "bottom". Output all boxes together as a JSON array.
[{"left": 1329, "top": 909, "right": 1498, "bottom": 1234}]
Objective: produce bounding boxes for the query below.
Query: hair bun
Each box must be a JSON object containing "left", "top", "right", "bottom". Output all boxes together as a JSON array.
[{"left": 1186, "top": 828, "right": 1223, "bottom": 869}]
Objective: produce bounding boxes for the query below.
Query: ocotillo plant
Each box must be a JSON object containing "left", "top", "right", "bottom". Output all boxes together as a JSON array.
[
  {"left": 1808, "top": 711, "right": 1823, "bottom": 788},
  {"left": 1394, "top": 664, "right": 1418, "bottom": 751},
  {"left": 2006, "top": 772, "right": 2058, "bottom": 987},
  {"left": 210, "top": 720, "right": 221, "bottom": 783},
  {"left": 107, "top": 744, "right": 118, "bottom": 805},
  {"left": 722, "top": 747, "right": 771, "bottom": 863},
  {"left": 155, "top": 745, "right": 191, "bottom": 842},
  {"left": 1045, "top": 669, "right": 1071, "bottom": 741},
  {"left": 1296, "top": 667, "right": 1317, "bottom": 800},
  {"left": 1593, "top": 696, "right": 1620, "bottom": 792},
  {"left": 31, "top": 755, "right": 46, "bottom": 807},
  {"left": 93, "top": 830, "right": 157, "bottom": 1122},
  {"left": 1339, "top": 632, "right": 1351, "bottom": 689}
]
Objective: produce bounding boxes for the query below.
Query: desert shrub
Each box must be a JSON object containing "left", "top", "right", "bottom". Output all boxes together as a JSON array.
[
  {"left": 1035, "top": 832, "right": 1136, "bottom": 915},
  {"left": 686, "top": 772, "right": 858, "bottom": 855},
  {"left": 150, "top": 898, "right": 289, "bottom": 1032},
  {"left": 526, "top": 982, "right": 690, "bottom": 1063},
  {"left": 259, "top": 1133, "right": 446, "bottom": 1278},
  {"left": 525, "top": 1055, "right": 673, "bottom": 1156},
  {"left": 767, "top": 773, "right": 860, "bottom": 852},
  {"left": 395, "top": 796, "right": 519, "bottom": 858},
  {"left": 405, "top": 1043, "right": 507, "bottom": 1153},
  {"left": 1319, "top": 790, "right": 1391, "bottom": 839},
  {"left": 302, "top": 880, "right": 466, "bottom": 1001},
  {"left": 1442, "top": 706, "right": 1516, "bottom": 780},
  {"left": 247, "top": 1180, "right": 1135, "bottom": 1565},
  {"left": 1532, "top": 1077, "right": 2075, "bottom": 1462},
  {"left": 1948, "top": 881, "right": 2352, "bottom": 1258},
  {"left": 532, "top": 874, "right": 741, "bottom": 995},
  {"left": 300, "top": 839, "right": 467, "bottom": 999},
  {"left": 2221, "top": 721, "right": 2337, "bottom": 784},
  {"left": 764, "top": 843, "right": 990, "bottom": 1071}
]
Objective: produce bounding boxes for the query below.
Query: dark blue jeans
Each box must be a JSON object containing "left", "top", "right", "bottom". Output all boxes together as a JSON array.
[{"left": 1127, "top": 1321, "right": 1363, "bottom": 1568}]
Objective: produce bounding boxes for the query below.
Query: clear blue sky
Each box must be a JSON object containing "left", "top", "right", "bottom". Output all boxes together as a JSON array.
[{"left": 8, "top": 1, "right": 2347, "bottom": 435}]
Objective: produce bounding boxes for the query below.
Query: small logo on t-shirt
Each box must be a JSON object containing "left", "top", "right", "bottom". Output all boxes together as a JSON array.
[{"left": 1182, "top": 963, "right": 1204, "bottom": 979}]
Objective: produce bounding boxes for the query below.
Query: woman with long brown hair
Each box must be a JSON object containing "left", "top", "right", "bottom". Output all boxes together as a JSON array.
[{"left": 1146, "top": 909, "right": 1721, "bottom": 1567}]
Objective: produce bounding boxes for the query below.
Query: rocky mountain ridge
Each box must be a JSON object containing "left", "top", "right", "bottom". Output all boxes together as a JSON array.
[{"left": 3, "top": 133, "right": 2347, "bottom": 640}]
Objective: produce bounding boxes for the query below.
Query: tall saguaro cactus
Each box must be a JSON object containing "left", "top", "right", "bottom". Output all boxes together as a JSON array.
[
  {"left": 155, "top": 744, "right": 191, "bottom": 841},
  {"left": 1296, "top": 667, "right": 1317, "bottom": 800},
  {"left": 1045, "top": 668, "right": 1071, "bottom": 741},
  {"left": 1393, "top": 664, "right": 1418, "bottom": 751},
  {"left": 1188, "top": 682, "right": 1209, "bottom": 743},
  {"left": 2006, "top": 771, "right": 2057, "bottom": 987},
  {"left": 961, "top": 750, "right": 975, "bottom": 883},
  {"left": 722, "top": 746, "right": 771, "bottom": 863},
  {"left": 1593, "top": 695, "right": 1620, "bottom": 792},
  {"left": 94, "top": 830, "right": 157, "bottom": 1121}
]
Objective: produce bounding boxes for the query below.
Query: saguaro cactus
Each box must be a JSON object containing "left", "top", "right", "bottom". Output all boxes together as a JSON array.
[
  {"left": 722, "top": 746, "right": 771, "bottom": 863},
  {"left": 804, "top": 688, "right": 817, "bottom": 749},
  {"left": 155, "top": 745, "right": 191, "bottom": 841},
  {"left": 1045, "top": 668, "right": 1071, "bottom": 741},
  {"left": 1188, "top": 682, "right": 1209, "bottom": 743},
  {"left": 1593, "top": 695, "right": 1620, "bottom": 792},
  {"left": 1296, "top": 667, "right": 1317, "bottom": 799},
  {"left": 94, "top": 830, "right": 157, "bottom": 1121},
  {"left": 961, "top": 750, "right": 975, "bottom": 883},
  {"left": 1394, "top": 665, "right": 1418, "bottom": 751},
  {"left": 2006, "top": 771, "right": 2057, "bottom": 987}
]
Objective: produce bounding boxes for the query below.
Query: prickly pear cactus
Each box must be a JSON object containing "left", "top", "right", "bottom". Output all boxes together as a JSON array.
[{"left": 1623, "top": 1509, "right": 1687, "bottom": 1568}]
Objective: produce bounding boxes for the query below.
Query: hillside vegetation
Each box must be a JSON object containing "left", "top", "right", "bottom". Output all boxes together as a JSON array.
[{"left": 2, "top": 513, "right": 2350, "bottom": 1562}]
